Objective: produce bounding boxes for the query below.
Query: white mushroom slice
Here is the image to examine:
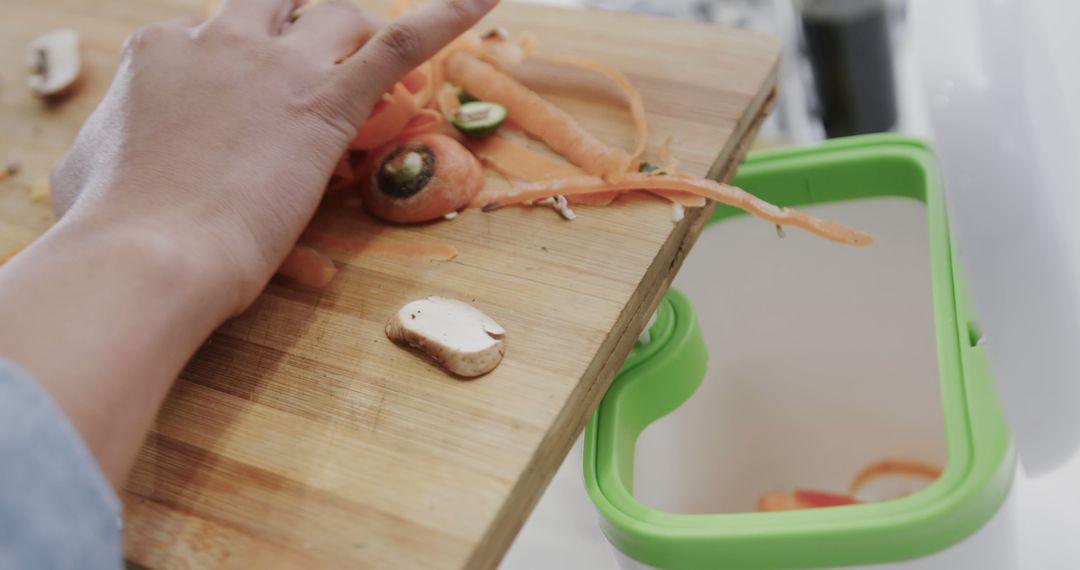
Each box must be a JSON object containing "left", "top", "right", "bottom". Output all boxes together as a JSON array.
[
  {"left": 27, "top": 29, "right": 81, "bottom": 97},
  {"left": 386, "top": 297, "right": 506, "bottom": 378}
]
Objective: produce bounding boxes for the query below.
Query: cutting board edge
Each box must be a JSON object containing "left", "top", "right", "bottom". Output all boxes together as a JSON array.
[{"left": 465, "top": 81, "right": 781, "bottom": 570}]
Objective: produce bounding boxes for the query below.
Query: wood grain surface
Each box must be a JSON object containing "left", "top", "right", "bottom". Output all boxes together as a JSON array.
[{"left": 0, "top": 1, "right": 780, "bottom": 567}]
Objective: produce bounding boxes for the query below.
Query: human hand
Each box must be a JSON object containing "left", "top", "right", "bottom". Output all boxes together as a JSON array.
[{"left": 51, "top": 0, "right": 498, "bottom": 316}]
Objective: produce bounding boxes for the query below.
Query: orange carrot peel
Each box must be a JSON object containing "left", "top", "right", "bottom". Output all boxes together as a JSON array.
[
  {"left": 445, "top": 51, "right": 633, "bottom": 182},
  {"left": 481, "top": 173, "right": 873, "bottom": 246},
  {"left": 849, "top": 459, "right": 943, "bottom": 496},
  {"left": 533, "top": 54, "right": 648, "bottom": 164},
  {"left": 277, "top": 246, "right": 338, "bottom": 288}
]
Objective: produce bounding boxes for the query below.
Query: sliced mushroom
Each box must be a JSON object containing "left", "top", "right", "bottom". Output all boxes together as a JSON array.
[
  {"left": 386, "top": 297, "right": 506, "bottom": 378},
  {"left": 27, "top": 29, "right": 81, "bottom": 97}
]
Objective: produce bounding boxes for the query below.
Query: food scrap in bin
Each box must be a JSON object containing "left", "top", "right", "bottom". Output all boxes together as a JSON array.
[{"left": 757, "top": 459, "right": 943, "bottom": 512}]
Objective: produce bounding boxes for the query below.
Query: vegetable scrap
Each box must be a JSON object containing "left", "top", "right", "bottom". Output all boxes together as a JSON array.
[
  {"left": 757, "top": 458, "right": 943, "bottom": 512},
  {"left": 253, "top": 0, "right": 875, "bottom": 286},
  {"left": 848, "top": 458, "right": 944, "bottom": 496},
  {"left": 445, "top": 51, "right": 633, "bottom": 182},
  {"left": 482, "top": 174, "right": 871, "bottom": 246},
  {"left": 358, "top": 133, "right": 485, "bottom": 223},
  {"left": 671, "top": 203, "right": 685, "bottom": 222},
  {"left": 0, "top": 162, "right": 20, "bottom": 181},
  {"left": 30, "top": 177, "right": 50, "bottom": 204},
  {"left": 451, "top": 101, "right": 508, "bottom": 138},
  {"left": 386, "top": 296, "right": 506, "bottom": 377},
  {"left": 27, "top": 29, "right": 81, "bottom": 98},
  {"left": 449, "top": 83, "right": 478, "bottom": 105},
  {"left": 535, "top": 195, "right": 575, "bottom": 220},
  {"left": 330, "top": 2, "right": 870, "bottom": 245},
  {"left": 277, "top": 246, "right": 338, "bottom": 288}
]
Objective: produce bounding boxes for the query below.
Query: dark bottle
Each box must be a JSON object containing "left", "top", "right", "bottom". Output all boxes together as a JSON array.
[{"left": 800, "top": 0, "right": 898, "bottom": 138}]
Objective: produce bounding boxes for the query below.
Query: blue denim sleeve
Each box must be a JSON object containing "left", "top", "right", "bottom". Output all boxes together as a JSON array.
[{"left": 0, "top": 358, "right": 122, "bottom": 570}]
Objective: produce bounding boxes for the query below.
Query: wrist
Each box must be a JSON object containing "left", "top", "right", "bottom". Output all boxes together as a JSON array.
[{"left": 50, "top": 214, "right": 243, "bottom": 327}]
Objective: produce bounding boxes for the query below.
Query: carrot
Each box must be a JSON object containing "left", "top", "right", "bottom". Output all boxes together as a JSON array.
[
  {"left": 496, "top": 121, "right": 530, "bottom": 145},
  {"left": 477, "top": 30, "right": 535, "bottom": 67},
  {"left": 277, "top": 246, "right": 337, "bottom": 287},
  {"left": 436, "top": 85, "right": 462, "bottom": 119},
  {"left": 401, "top": 66, "right": 436, "bottom": 108},
  {"left": 795, "top": 489, "right": 859, "bottom": 508},
  {"left": 480, "top": 173, "right": 873, "bottom": 246},
  {"left": 401, "top": 68, "right": 427, "bottom": 97},
  {"left": 397, "top": 109, "right": 444, "bottom": 139},
  {"left": 332, "top": 153, "right": 353, "bottom": 180},
  {"left": 566, "top": 191, "right": 619, "bottom": 206},
  {"left": 533, "top": 54, "right": 648, "bottom": 164},
  {"left": 647, "top": 189, "right": 707, "bottom": 208},
  {"left": 359, "top": 133, "right": 485, "bottom": 223},
  {"left": 466, "top": 134, "right": 584, "bottom": 190},
  {"left": 351, "top": 83, "right": 420, "bottom": 150},
  {"left": 445, "top": 51, "right": 633, "bottom": 182},
  {"left": 757, "top": 493, "right": 807, "bottom": 512},
  {"left": 757, "top": 489, "right": 859, "bottom": 512},
  {"left": 658, "top": 135, "right": 680, "bottom": 173},
  {"left": 848, "top": 459, "right": 943, "bottom": 495}
]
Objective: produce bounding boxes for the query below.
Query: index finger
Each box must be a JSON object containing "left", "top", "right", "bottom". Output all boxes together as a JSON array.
[{"left": 334, "top": 0, "right": 498, "bottom": 116}]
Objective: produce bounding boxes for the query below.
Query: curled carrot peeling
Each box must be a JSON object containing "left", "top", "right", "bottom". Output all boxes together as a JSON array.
[
  {"left": 277, "top": 246, "right": 337, "bottom": 288},
  {"left": 436, "top": 85, "right": 462, "bottom": 119},
  {"left": 351, "top": 83, "right": 420, "bottom": 150},
  {"left": 480, "top": 173, "right": 873, "bottom": 246},
  {"left": 477, "top": 29, "right": 536, "bottom": 67},
  {"left": 466, "top": 134, "right": 584, "bottom": 190},
  {"left": 757, "top": 458, "right": 943, "bottom": 513},
  {"left": 533, "top": 54, "right": 648, "bottom": 164},
  {"left": 658, "top": 135, "right": 680, "bottom": 173},
  {"left": 849, "top": 459, "right": 943, "bottom": 495},
  {"left": 397, "top": 109, "right": 445, "bottom": 139},
  {"left": 566, "top": 191, "right": 619, "bottom": 206},
  {"left": 647, "top": 189, "right": 707, "bottom": 208},
  {"left": 446, "top": 51, "right": 633, "bottom": 182}
]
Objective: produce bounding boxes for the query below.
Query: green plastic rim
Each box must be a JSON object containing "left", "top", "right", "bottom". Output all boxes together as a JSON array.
[{"left": 583, "top": 134, "right": 1015, "bottom": 570}]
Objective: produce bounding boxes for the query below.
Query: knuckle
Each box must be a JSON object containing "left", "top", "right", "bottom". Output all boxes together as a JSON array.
[
  {"left": 121, "top": 23, "right": 167, "bottom": 57},
  {"left": 445, "top": 0, "right": 471, "bottom": 21},
  {"left": 377, "top": 22, "right": 424, "bottom": 63},
  {"left": 201, "top": 19, "right": 253, "bottom": 45},
  {"left": 289, "top": 90, "right": 357, "bottom": 142}
]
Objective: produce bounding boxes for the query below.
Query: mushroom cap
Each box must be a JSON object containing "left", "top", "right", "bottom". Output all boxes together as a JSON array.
[
  {"left": 27, "top": 29, "right": 81, "bottom": 97},
  {"left": 386, "top": 296, "right": 506, "bottom": 378}
]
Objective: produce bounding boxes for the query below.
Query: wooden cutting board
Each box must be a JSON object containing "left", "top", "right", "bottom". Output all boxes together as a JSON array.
[{"left": 0, "top": 1, "right": 779, "bottom": 568}]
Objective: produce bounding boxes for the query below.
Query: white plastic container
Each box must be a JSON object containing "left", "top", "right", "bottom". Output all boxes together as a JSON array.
[{"left": 583, "top": 137, "right": 1017, "bottom": 570}]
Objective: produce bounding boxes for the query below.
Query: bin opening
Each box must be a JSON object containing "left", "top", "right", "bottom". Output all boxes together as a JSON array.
[{"left": 632, "top": 197, "right": 947, "bottom": 515}]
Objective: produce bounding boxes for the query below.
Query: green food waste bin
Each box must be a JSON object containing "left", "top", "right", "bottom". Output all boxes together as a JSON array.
[{"left": 583, "top": 135, "right": 1017, "bottom": 570}]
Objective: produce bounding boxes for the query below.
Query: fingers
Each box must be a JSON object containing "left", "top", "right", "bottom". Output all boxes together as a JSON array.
[
  {"left": 334, "top": 0, "right": 498, "bottom": 116},
  {"left": 284, "top": 0, "right": 382, "bottom": 62},
  {"left": 212, "top": 0, "right": 302, "bottom": 34}
]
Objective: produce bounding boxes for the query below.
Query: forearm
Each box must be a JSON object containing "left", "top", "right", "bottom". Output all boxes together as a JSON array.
[{"left": 0, "top": 215, "right": 233, "bottom": 488}]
